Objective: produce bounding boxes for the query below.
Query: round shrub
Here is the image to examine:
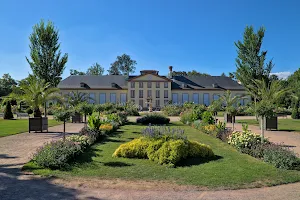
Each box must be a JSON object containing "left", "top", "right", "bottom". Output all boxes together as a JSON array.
[
  {"left": 146, "top": 139, "right": 165, "bottom": 161},
  {"left": 180, "top": 110, "right": 197, "bottom": 124},
  {"left": 162, "top": 104, "right": 184, "bottom": 116},
  {"left": 136, "top": 113, "right": 170, "bottom": 125},
  {"left": 113, "top": 138, "right": 150, "bottom": 158},
  {"left": 228, "top": 130, "right": 266, "bottom": 150},
  {"left": 201, "top": 111, "right": 214, "bottom": 124},
  {"left": 188, "top": 141, "right": 214, "bottom": 158}
]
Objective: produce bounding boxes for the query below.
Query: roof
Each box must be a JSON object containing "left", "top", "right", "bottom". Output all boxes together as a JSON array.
[
  {"left": 171, "top": 75, "right": 244, "bottom": 90},
  {"left": 57, "top": 75, "right": 128, "bottom": 89}
]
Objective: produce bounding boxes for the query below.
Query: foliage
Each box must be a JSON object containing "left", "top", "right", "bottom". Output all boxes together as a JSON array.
[
  {"left": 256, "top": 101, "right": 275, "bottom": 118},
  {"left": 201, "top": 111, "right": 215, "bottom": 124},
  {"left": 109, "top": 54, "right": 137, "bottom": 75},
  {"left": 201, "top": 124, "right": 217, "bottom": 135},
  {"left": 0, "top": 73, "right": 17, "bottom": 97},
  {"left": 162, "top": 104, "right": 184, "bottom": 116},
  {"left": 3, "top": 101, "right": 14, "bottom": 119},
  {"left": 171, "top": 70, "right": 210, "bottom": 76},
  {"left": 291, "top": 99, "right": 300, "bottom": 119},
  {"left": 136, "top": 113, "right": 170, "bottom": 125},
  {"left": 106, "top": 112, "right": 128, "bottom": 125},
  {"left": 86, "top": 62, "right": 104, "bottom": 75},
  {"left": 33, "top": 140, "right": 83, "bottom": 169},
  {"left": 187, "top": 140, "right": 214, "bottom": 158},
  {"left": 65, "top": 135, "right": 90, "bottom": 147},
  {"left": 65, "top": 92, "right": 93, "bottom": 107},
  {"left": 141, "top": 125, "right": 186, "bottom": 140},
  {"left": 70, "top": 69, "right": 85, "bottom": 75},
  {"left": 100, "top": 124, "right": 114, "bottom": 134},
  {"left": 79, "top": 127, "right": 101, "bottom": 143},
  {"left": 180, "top": 110, "right": 197, "bottom": 124},
  {"left": 87, "top": 114, "right": 102, "bottom": 130},
  {"left": 113, "top": 138, "right": 150, "bottom": 158},
  {"left": 78, "top": 103, "right": 94, "bottom": 116},
  {"left": 26, "top": 20, "right": 68, "bottom": 87},
  {"left": 228, "top": 130, "right": 267, "bottom": 150},
  {"left": 193, "top": 105, "right": 207, "bottom": 119}
]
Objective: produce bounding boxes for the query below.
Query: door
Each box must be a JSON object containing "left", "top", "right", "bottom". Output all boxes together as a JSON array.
[
  {"left": 203, "top": 93, "right": 210, "bottom": 106},
  {"left": 182, "top": 93, "right": 189, "bottom": 103},
  {"left": 193, "top": 93, "right": 199, "bottom": 104},
  {"left": 120, "top": 93, "right": 127, "bottom": 104},
  {"left": 110, "top": 93, "right": 116, "bottom": 103},
  {"left": 99, "top": 93, "right": 106, "bottom": 104}
]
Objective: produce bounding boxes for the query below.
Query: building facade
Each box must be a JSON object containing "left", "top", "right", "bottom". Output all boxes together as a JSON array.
[{"left": 58, "top": 67, "right": 249, "bottom": 109}]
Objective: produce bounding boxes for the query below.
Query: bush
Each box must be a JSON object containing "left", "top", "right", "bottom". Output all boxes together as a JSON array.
[
  {"left": 65, "top": 135, "right": 91, "bottom": 147},
  {"left": 100, "top": 123, "right": 114, "bottom": 134},
  {"left": 141, "top": 125, "right": 186, "bottom": 140},
  {"left": 187, "top": 140, "right": 214, "bottom": 158},
  {"left": 193, "top": 105, "right": 207, "bottom": 120},
  {"left": 201, "top": 124, "right": 217, "bottom": 135},
  {"left": 26, "top": 108, "right": 33, "bottom": 115},
  {"left": 228, "top": 130, "right": 266, "bottom": 150},
  {"left": 87, "top": 115, "right": 102, "bottom": 130},
  {"left": 136, "top": 113, "right": 170, "bottom": 125},
  {"left": 201, "top": 111, "right": 214, "bottom": 124},
  {"left": 113, "top": 138, "right": 150, "bottom": 158},
  {"left": 291, "top": 100, "right": 300, "bottom": 119},
  {"left": 263, "top": 144, "right": 300, "bottom": 170},
  {"left": 162, "top": 104, "right": 184, "bottom": 116},
  {"left": 79, "top": 127, "right": 102, "bottom": 143},
  {"left": 4, "top": 101, "right": 14, "bottom": 119},
  {"left": 180, "top": 110, "right": 197, "bottom": 124},
  {"left": 107, "top": 112, "right": 128, "bottom": 126},
  {"left": 33, "top": 140, "right": 84, "bottom": 169}
]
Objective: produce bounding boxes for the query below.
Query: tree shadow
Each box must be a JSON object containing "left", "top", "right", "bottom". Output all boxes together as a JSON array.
[
  {"left": 177, "top": 155, "right": 223, "bottom": 167},
  {"left": 104, "top": 138, "right": 126, "bottom": 143},
  {"left": 103, "top": 161, "right": 134, "bottom": 167},
  {"left": 0, "top": 154, "right": 18, "bottom": 159},
  {"left": 277, "top": 129, "right": 296, "bottom": 132},
  {"left": 73, "top": 147, "right": 100, "bottom": 165}
]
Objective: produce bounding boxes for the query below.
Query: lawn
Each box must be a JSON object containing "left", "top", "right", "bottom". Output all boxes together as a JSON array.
[
  {"left": 236, "top": 118, "right": 300, "bottom": 132},
  {"left": 0, "top": 119, "right": 62, "bottom": 137},
  {"left": 23, "top": 122, "right": 300, "bottom": 189}
]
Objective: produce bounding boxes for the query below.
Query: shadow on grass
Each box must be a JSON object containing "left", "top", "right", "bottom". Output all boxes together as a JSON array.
[
  {"left": 177, "top": 155, "right": 223, "bottom": 167},
  {"left": 72, "top": 147, "right": 100, "bottom": 165},
  {"left": 105, "top": 138, "right": 126, "bottom": 143},
  {"left": 277, "top": 129, "right": 296, "bottom": 132},
  {"left": 103, "top": 161, "right": 134, "bottom": 167}
]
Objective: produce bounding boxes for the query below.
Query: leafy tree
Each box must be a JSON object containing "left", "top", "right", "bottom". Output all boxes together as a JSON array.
[
  {"left": 65, "top": 91, "right": 93, "bottom": 107},
  {"left": 111, "top": 54, "right": 137, "bottom": 75},
  {"left": 235, "top": 26, "right": 273, "bottom": 103},
  {"left": 77, "top": 102, "right": 94, "bottom": 124},
  {"left": 0, "top": 74, "right": 17, "bottom": 97},
  {"left": 6, "top": 76, "right": 61, "bottom": 117},
  {"left": 208, "top": 99, "right": 222, "bottom": 123},
  {"left": 70, "top": 69, "right": 85, "bottom": 75},
  {"left": 26, "top": 20, "right": 68, "bottom": 87},
  {"left": 54, "top": 110, "right": 73, "bottom": 141},
  {"left": 172, "top": 70, "right": 210, "bottom": 76},
  {"left": 108, "top": 61, "right": 121, "bottom": 75},
  {"left": 4, "top": 101, "right": 14, "bottom": 119},
  {"left": 291, "top": 99, "right": 300, "bottom": 119},
  {"left": 86, "top": 63, "right": 104, "bottom": 75}
]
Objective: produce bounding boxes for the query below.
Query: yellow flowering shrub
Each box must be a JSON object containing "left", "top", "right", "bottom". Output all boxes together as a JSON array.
[
  {"left": 188, "top": 141, "right": 214, "bottom": 158},
  {"left": 202, "top": 124, "right": 217, "bottom": 135},
  {"left": 100, "top": 124, "right": 113, "bottom": 133},
  {"left": 112, "top": 138, "right": 150, "bottom": 158}
]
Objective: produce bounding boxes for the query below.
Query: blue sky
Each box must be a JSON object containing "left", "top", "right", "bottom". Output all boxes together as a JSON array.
[{"left": 0, "top": 0, "right": 300, "bottom": 80}]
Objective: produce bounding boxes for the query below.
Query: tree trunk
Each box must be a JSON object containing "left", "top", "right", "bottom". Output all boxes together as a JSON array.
[
  {"left": 260, "top": 116, "right": 264, "bottom": 143},
  {"left": 44, "top": 102, "right": 47, "bottom": 117},
  {"left": 63, "top": 120, "right": 66, "bottom": 142}
]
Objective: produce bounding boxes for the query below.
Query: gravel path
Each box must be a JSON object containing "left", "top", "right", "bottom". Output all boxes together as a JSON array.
[{"left": 1, "top": 122, "right": 300, "bottom": 200}]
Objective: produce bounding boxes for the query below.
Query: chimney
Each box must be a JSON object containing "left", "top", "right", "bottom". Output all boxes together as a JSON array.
[{"left": 168, "top": 66, "right": 173, "bottom": 78}]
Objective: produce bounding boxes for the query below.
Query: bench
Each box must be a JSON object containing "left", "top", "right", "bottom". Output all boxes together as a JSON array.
[
  {"left": 0, "top": 113, "right": 4, "bottom": 118},
  {"left": 17, "top": 113, "right": 29, "bottom": 119}
]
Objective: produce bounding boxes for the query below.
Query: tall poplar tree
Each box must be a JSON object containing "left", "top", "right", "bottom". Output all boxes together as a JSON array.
[{"left": 26, "top": 20, "right": 68, "bottom": 87}]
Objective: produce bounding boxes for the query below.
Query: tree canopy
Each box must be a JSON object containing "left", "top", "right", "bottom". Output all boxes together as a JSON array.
[
  {"left": 86, "top": 63, "right": 104, "bottom": 75},
  {"left": 172, "top": 70, "right": 210, "bottom": 76},
  {"left": 0, "top": 74, "right": 17, "bottom": 97},
  {"left": 109, "top": 54, "right": 137, "bottom": 75}
]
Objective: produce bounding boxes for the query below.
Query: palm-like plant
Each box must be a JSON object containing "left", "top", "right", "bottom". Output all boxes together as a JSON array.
[
  {"left": 219, "top": 90, "right": 242, "bottom": 130},
  {"left": 65, "top": 91, "right": 93, "bottom": 108},
  {"left": 7, "top": 76, "right": 61, "bottom": 117}
]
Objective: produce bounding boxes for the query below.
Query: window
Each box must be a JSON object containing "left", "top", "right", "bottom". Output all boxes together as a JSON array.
[
  {"left": 130, "top": 90, "right": 135, "bottom": 98},
  {"left": 139, "top": 82, "right": 143, "bottom": 88},
  {"left": 156, "top": 100, "right": 160, "bottom": 107},
  {"left": 172, "top": 93, "right": 178, "bottom": 104},
  {"left": 139, "top": 99, "right": 144, "bottom": 108},
  {"left": 120, "top": 93, "right": 127, "bottom": 103},
  {"left": 164, "top": 82, "right": 168, "bottom": 88},
  {"left": 110, "top": 93, "right": 116, "bottom": 103},
  {"left": 213, "top": 94, "right": 219, "bottom": 101},
  {"left": 147, "top": 82, "right": 152, "bottom": 88},
  {"left": 164, "top": 90, "right": 168, "bottom": 98},
  {"left": 89, "top": 93, "right": 95, "bottom": 104},
  {"left": 139, "top": 90, "right": 143, "bottom": 98},
  {"left": 193, "top": 93, "right": 199, "bottom": 104},
  {"left": 147, "top": 90, "right": 152, "bottom": 98},
  {"left": 156, "top": 90, "right": 160, "bottom": 98},
  {"left": 182, "top": 93, "right": 189, "bottom": 103},
  {"left": 156, "top": 82, "right": 160, "bottom": 88},
  {"left": 203, "top": 93, "right": 210, "bottom": 106},
  {"left": 99, "top": 93, "right": 106, "bottom": 104},
  {"left": 131, "top": 82, "right": 135, "bottom": 88}
]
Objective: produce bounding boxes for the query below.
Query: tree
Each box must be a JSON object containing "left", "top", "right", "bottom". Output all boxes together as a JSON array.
[
  {"left": 65, "top": 91, "right": 93, "bottom": 107},
  {"left": 26, "top": 20, "right": 68, "bottom": 87},
  {"left": 111, "top": 54, "right": 137, "bottom": 75},
  {"left": 78, "top": 102, "right": 94, "bottom": 124},
  {"left": 219, "top": 90, "right": 242, "bottom": 130},
  {"left": 86, "top": 63, "right": 104, "bottom": 75},
  {"left": 229, "top": 72, "right": 236, "bottom": 80},
  {"left": 108, "top": 61, "right": 121, "bottom": 75},
  {"left": 171, "top": 70, "right": 210, "bottom": 76},
  {"left": 70, "top": 69, "right": 85, "bottom": 75},
  {"left": 6, "top": 76, "right": 61, "bottom": 117},
  {"left": 54, "top": 110, "right": 73, "bottom": 141},
  {"left": 208, "top": 99, "right": 222, "bottom": 123},
  {"left": 235, "top": 26, "right": 274, "bottom": 102},
  {"left": 0, "top": 74, "right": 17, "bottom": 97},
  {"left": 4, "top": 101, "right": 14, "bottom": 119},
  {"left": 220, "top": 72, "right": 227, "bottom": 77},
  {"left": 291, "top": 98, "right": 300, "bottom": 119}
]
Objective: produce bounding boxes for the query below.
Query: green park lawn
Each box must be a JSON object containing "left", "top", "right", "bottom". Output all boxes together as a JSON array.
[
  {"left": 236, "top": 118, "right": 300, "bottom": 132},
  {"left": 0, "top": 119, "right": 62, "bottom": 137},
  {"left": 23, "top": 122, "right": 300, "bottom": 189}
]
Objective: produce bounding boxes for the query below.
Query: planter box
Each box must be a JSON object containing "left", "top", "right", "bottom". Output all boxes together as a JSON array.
[
  {"left": 264, "top": 116, "right": 278, "bottom": 130},
  {"left": 29, "top": 117, "right": 48, "bottom": 132},
  {"left": 224, "top": 114, "right": 235, "bottom": 123},
  {"left": 72, "top": 113, "right": 83, "bottom": 123}
]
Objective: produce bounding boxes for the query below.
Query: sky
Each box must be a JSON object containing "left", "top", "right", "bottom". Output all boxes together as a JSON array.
[{"left": 0, "top": 0, "right": 300, "bottom": 81}]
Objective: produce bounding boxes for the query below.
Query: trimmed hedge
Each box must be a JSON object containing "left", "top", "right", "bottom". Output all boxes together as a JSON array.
[{"left": 136, "top": 113, "right": 170, "bottom": 125}]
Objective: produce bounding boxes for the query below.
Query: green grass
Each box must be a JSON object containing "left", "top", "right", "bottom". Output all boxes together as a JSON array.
[
  {"left": 23, "top": 122, "right": 300, "bottom": 189},
  {"left": 236, "top": 118, "right": 300, "bottom": 132},
  {"left": 0, "top": 119, "right": 62, "bottom": 137}
]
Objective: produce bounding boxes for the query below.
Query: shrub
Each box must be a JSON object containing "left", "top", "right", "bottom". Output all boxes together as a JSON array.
[
  {"left": 228, "top": 130, "right": 264, "bottom": 150},
  {"left": 180, "top": 110, "right": 197, "bottom": 124},
  {"left": 26, "top": 108, "right": 33, "bottom": 115},
  {"left": 100, "top": 123, "right": 114, "bottom": 134},
  {"left": 263, "top": 144, "right": 300, "bottom": 170},
  {"left": 4, "top": 101, "right": 14, "bottom": 119},
  {"left": 193, "top": 105, "right": 207, "bottom": 120},
  {"left": 201, "top": 124, "right": 217, "bottom": 135},
  {"left": 65, "top": 135, "right": 90, "bottom": 146},
  {"left": 33, "top": 140, "right": 83, "bottom": 169},
  {"left": 107, "top": 112, "right": 128, "bottom": 126},
  {"left": 291, "top": 100, "right": 300, "bottom": 119},
  {"left": 162, "top": 104, "right": 184, "bottom": 116},
  {"left": 87, "top": 115, "right": 102, "bottom": 130},
  {"left": 201, "top": 111, "right": 214, "bottom": 124},
  {"left": 79, "top": 127, "right": 102, "bottom": 143},
  {"left": 113, "top": 138, "right": 150, "bottom": 158},
  {"left": 136, "top": 113, "right": 170, "bottom": 125},
  {"left": 141, "top": 125, "right": 186, "bottom": 140},
  {"left": 187, "top": 140, "right": 214, "bottom": 158}
]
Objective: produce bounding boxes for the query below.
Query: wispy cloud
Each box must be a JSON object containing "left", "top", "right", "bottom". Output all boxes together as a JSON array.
[{"left": 270, "top": 71, "right": 292, "bottom": 80}]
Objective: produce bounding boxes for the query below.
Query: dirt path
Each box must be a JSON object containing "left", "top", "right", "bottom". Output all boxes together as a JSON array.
[{"left": 1, "top": 122, "right": 300, "bottom": 200}]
